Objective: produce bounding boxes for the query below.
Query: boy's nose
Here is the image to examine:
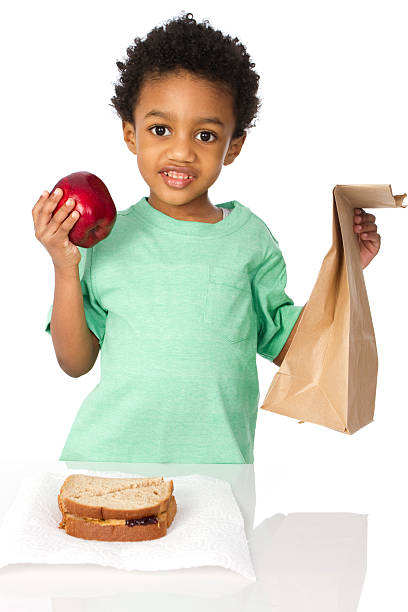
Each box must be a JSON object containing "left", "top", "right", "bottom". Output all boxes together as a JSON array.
[{"left": 167, "top": 134, "right": 196, "bottom": 157}]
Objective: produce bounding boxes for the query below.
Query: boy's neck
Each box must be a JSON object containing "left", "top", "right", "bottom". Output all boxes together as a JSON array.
[{"left": 146, "top": 196, "right": 223, "bottom": 224}]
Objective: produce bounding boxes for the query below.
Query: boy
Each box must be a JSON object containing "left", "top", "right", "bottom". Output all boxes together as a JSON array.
[{"left": 33, "top": 12, "right": 380, "bottom": 463}]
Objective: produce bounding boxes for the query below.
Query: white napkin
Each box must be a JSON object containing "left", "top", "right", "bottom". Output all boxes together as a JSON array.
[{"left": 0, "top": 469, "right": 256, "bottom": 582}]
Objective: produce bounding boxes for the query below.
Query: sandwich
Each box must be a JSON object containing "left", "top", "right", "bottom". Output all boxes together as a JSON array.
[{"left": 58, "top": 474, "right": 177, "bottom": 541}]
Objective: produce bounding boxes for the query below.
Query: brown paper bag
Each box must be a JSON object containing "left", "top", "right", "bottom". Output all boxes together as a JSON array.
[{"left": 261, "top": 184, "right": 407, "bottom": 434}]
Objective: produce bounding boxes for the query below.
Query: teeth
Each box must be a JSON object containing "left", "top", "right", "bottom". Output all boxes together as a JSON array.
[{"left": 162, "top": 171, "right": 193, "bottom": 179}]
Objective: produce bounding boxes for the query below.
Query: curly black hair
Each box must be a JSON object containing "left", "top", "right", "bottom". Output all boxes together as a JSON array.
[{"left": 109, "top": 11, "right": 261, "bottom": 140}]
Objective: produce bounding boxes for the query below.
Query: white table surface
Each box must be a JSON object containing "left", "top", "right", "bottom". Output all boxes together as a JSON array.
[{"left": 0, "top": 451, "right": 404, "bottom": 611}]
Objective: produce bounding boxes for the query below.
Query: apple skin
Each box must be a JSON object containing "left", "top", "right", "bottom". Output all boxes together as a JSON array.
[{"left": 50, "top": 171, "right": 117, "bottom": 248}]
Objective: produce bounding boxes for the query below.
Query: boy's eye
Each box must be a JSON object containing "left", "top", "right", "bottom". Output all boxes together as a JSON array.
[
  {"left": 149, "top": 125, "right": 216, "bottom": 142},
  {"left": 197, "top": 131, "right": 216, "bottom": 143},
  {"left": 150, "top": 125, "right": 171, "bottom": 137}
]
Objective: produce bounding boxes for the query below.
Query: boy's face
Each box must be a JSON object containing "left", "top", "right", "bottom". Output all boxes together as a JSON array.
[{"left": 122, "top": 69, "right": 246, "bottom": 212}]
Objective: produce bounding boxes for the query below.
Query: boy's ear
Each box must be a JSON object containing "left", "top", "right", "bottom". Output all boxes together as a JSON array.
[
  {"left": 122, "top": 120, "right": 137, "bottom": 155},
  {"left": 223, "top": 131, "right": 247, "bottom": 166}
]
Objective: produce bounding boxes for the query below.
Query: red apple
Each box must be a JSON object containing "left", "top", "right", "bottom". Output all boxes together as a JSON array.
[{"left": 50, "top": 171, "right": 117, "bottom": 248}]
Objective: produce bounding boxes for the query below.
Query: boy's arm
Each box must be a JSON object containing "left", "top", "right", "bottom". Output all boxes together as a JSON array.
[
  {"left": 273, "top": 303, "right": 307, "bottom": 367},
  {"left": 50, "top": 266, "right": 100, "bottom": 377}
]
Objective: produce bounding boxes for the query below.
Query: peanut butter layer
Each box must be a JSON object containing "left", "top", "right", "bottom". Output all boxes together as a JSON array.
[{"left": 64, "top": 512, "right": 164, "bottom": 526}]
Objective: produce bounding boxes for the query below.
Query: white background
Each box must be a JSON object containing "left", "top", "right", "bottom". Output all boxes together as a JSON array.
[{"left": 1, "top": 1, "right": 407, "bottom": 609}]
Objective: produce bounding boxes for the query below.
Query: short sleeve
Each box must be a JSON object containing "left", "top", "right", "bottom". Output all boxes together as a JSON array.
[
  {"left": 252, "top": 241, "right": 303, "bottom": 362},
  {"left": 44, "top": 246, "right": 107, "bottom": 348}
]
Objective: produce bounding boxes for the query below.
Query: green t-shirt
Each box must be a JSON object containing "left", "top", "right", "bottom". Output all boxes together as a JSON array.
[{"left": 45, "top": 196, "right": 303, "bottom": 463}]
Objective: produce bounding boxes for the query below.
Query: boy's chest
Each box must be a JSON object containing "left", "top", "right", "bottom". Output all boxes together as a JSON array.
[
  {"left": 98, "top": 262, "right": 210, "bottom": 312},
  {"left": 93, "top": 242, "right": 258, "bottom": 344},
  {"left": 94, "top": 231, "right": 257, "bottom": 306}
]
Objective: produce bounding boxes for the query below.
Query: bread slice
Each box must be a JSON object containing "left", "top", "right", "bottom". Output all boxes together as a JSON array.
[{"left": 58, "top": 474, "right": 177, "bottom": 542}]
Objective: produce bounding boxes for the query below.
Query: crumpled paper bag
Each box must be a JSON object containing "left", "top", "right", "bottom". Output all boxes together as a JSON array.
[{"left": 261, "top": 184, "right": 406, "bottom": 434}]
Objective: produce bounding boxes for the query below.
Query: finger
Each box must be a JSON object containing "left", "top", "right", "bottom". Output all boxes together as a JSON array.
[
  {"left": 32, "top": 190, "right": 49, "bottom": 222},
  {"left": 360, "top": 231, "right": 381, "bottom": 245},
  {"left": 48, "top": 197, "right": 78, "bottom": 235},
  {"left": 354, "top": 211, "right": 376, "bottom": 223},
  {"left": 56, "top": 208, "right": 81, "bottom": 240},
  {"left": 361, "top": 222, "right": 377, "bottom": 233},
  {"left": 36, "top": 188, "right": 69, "bottom": 237},
  {"left": 38, "top": 188, "right": 63, "bottom": 223},
  {"left": 33, "top": 190, "right": 48, "bottom": 206},
  {"left": 354, "top": 222, "right": 377, "bottom": 234},
  {"left": 33, "top": 189, "right": 57, "bottom": 235},
  {"left": 354, "top": 209, "right": 366, "bottom": 221}
]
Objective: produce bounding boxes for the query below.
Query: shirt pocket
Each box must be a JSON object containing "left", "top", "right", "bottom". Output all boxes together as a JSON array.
[{"left": 203, "top": 265, "right": 254, "bottom": 343}]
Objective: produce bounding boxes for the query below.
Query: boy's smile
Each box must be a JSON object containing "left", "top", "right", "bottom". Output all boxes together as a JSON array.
[{"left": 122, "top": 69, "right": 246, "bottom": 222}]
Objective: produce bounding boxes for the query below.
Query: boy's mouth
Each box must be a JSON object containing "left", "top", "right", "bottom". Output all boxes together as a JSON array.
[{"left": 159, "top": 170, "right": 196, "bottom": 189}]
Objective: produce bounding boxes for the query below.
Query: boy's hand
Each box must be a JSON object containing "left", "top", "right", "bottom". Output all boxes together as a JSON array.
[
  {"left": 353, "top": 208, "right": 381, "bottom": 269},
  {"left": 32, "top": 188, "right": 82, "bottom": 272}
]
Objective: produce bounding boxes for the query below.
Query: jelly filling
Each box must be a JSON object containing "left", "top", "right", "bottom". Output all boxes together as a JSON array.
[{"left": 125, "top": 515, "right": 158, "bottom": 527}]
